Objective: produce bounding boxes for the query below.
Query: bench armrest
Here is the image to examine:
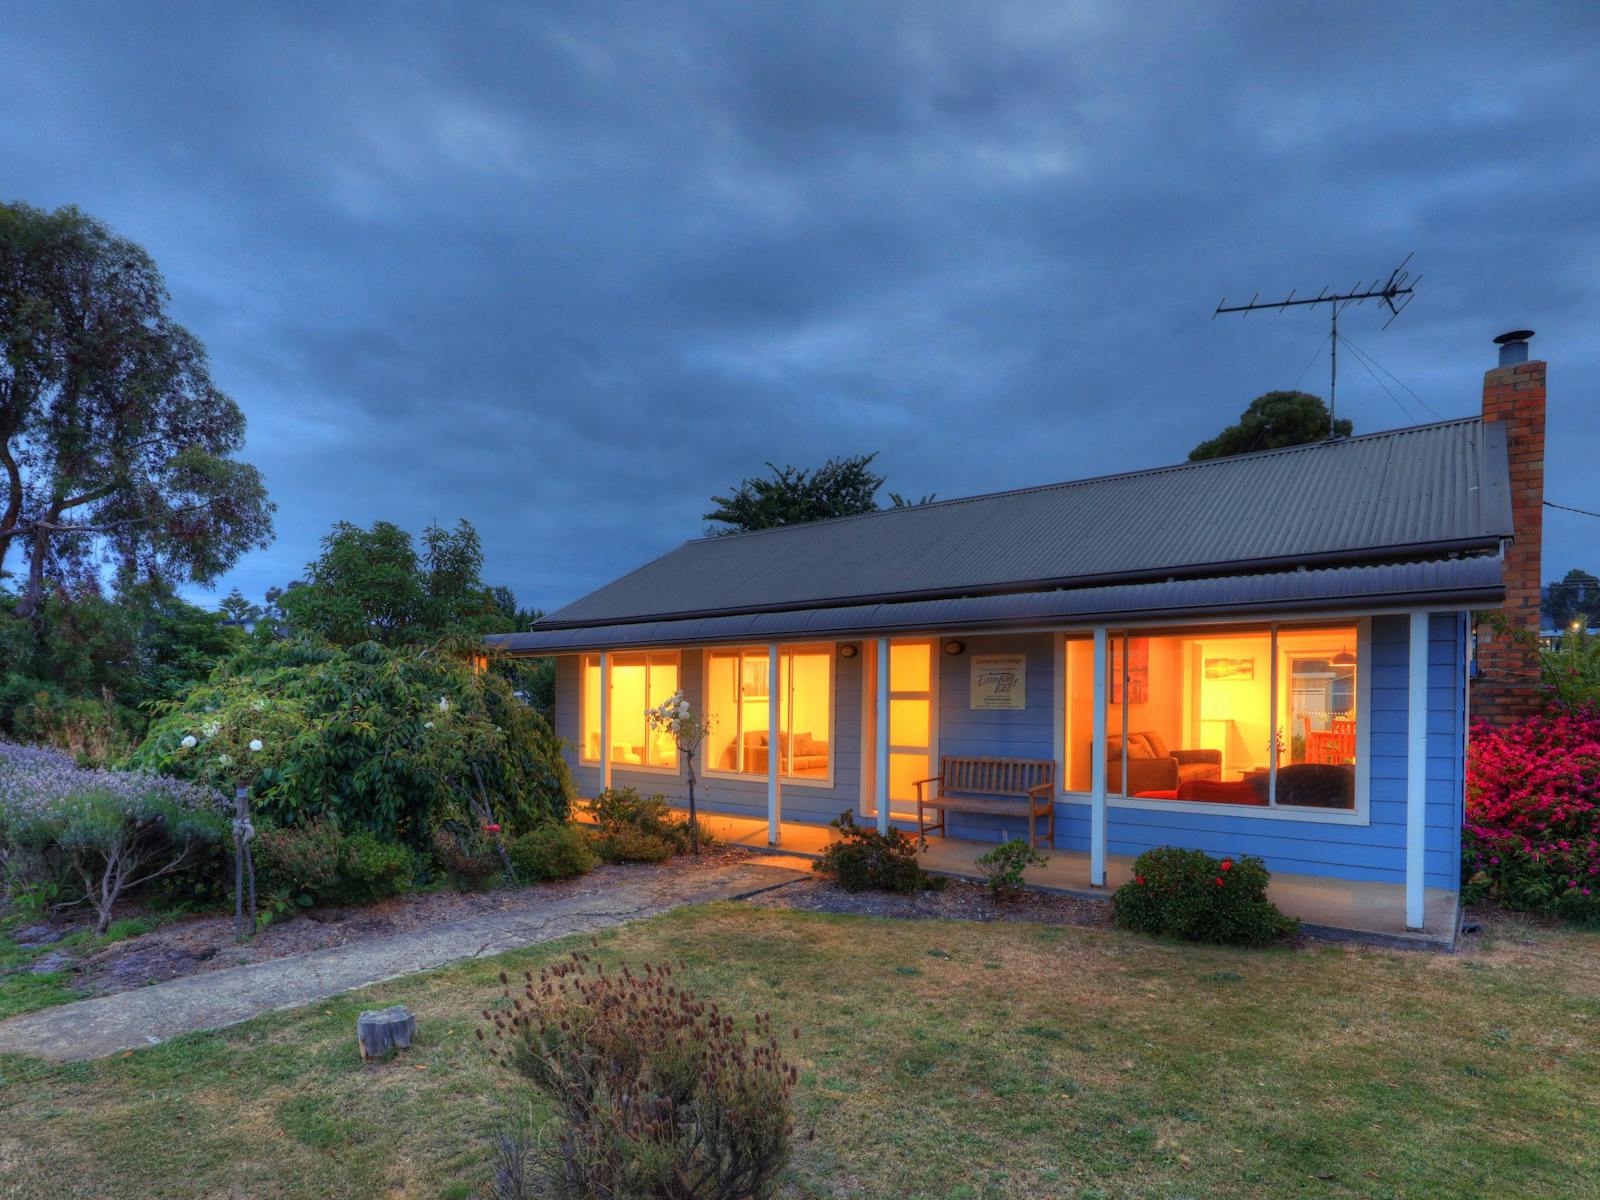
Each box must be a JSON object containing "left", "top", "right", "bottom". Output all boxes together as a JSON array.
[{"left": 1027, "top": 781, "right": 1055, "bottom": 800}]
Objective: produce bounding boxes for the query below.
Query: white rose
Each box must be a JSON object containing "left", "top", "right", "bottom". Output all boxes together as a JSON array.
[
  {"left": 424, "top": 721, "right": 434, "bottom": 730},
  {"left": 180, "top": 734, "right": 198, "bottom": 750},
  {"left": 202, "top": 720, "right": 220, "bottom": 739},
  {"left": 248, "top": 739, "right": 264, "bottom": 753},
  {"left": 438, "top": 696, "right": 450, "bottom": 713}
]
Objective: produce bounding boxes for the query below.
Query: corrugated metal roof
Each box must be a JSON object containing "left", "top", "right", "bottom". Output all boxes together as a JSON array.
[
  {"left": 491, "top": 557, "right": 1502, "bottom": 654},
  {"left": 541, "top": 417, "right": 1511, "bottom": 628}
]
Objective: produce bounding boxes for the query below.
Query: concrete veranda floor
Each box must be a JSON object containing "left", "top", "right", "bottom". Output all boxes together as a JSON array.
[{"left": 662, "top": 807, "right": 1460, "bottom": 948}]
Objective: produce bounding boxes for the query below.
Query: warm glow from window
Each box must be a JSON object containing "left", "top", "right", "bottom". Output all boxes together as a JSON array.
[
  {"left": 885, "top": 639, "right": 935, "bottom": 807},
  {"left": 1064, "top": 623, "right": 1358, "bottom": 811},
  {"left": 705, "top": 646, "right": 834, "bottom": 781},
  {"left": 581, "top": 656, "right": 601, "bottom": 763},
  {"left": 889, "top": 641, "right": 931, "bottom": 692},
  {"left": 580, "top": 652, "right": 680, "bottom": 769}
]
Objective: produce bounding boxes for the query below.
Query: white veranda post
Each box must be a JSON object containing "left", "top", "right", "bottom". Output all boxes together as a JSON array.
[
  {"left": 599, "top": 651, "right": 612, "bottom": 792},
  {"left": 767, "top": 642, "right": 781, "bottom": 846},
  {"left": 874, "top": 637, "right": 891, "bottom": 834},
  {"left": 1406, "top": 612, "right": 1430, "bottom": 931},
  {"left": 1090, "top": 628, "right": 1108, "bottom": 887}
]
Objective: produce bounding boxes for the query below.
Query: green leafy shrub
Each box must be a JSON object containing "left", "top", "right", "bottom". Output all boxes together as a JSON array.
[
  {"left": 508, "top": 823, "right": 597, "bottom": 882},
  {"left": 975, "top": 836, "right": 1049, "bottom": 901},
  {"left": 592, "top": 824, "right": 675, "bottom": 864},
  {"left": 435, "top": 825, "right": 505, "bottom": 891},
  {"left": 254, "top": 818, "right": 417, "bottom": 909},
  {"left": 586, "top": 787, "right": 711, "bottom": 862},
  {"left": 814, "top": 810, "right": 943, "bottom": 894},
  {"left": 339, "top": 830, "right": 416, "bottom": 903},
  {"left": 129, "top": 636, "right": 572, "bottom": 846},
  {"left": 1112, "top": 847, "right": 1297, "bottom": 945},
  {"left": 255, "top": 818, "right": 342, "bottom": 902},
  {"left": 481, "top": 953, "right": 796, "bottom": 1199}
]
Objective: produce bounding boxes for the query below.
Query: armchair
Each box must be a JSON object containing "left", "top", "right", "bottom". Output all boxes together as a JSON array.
[{"left": 1107, "top": 731, "right": 1222, "bottom": 795}]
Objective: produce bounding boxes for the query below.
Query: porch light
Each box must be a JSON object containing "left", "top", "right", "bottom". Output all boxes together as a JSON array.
[
  {"left": 838, "top": 643, "right": 858, "bottom": 658},
  {"left": 943, "top": 640, "right": 965, "bottom": 656},
  {"left": 1331, "top": 647, "right": 1356, "bottom": 667}
]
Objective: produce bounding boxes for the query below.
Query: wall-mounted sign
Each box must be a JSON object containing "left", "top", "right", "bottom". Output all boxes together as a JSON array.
[{"left": 970, "top": 654, "right": 1026, "bottom": 709}]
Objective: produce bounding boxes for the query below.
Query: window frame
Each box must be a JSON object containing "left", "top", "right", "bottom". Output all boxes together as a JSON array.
[
  {"left": 1059, "top": 618, "right": 1371, "bottom": 826},
  {"left": 579, "top": 650, "right": 683, "bottom": 774},
  {"left": 701, "top": 644, "right": 838, "bottom": 788}
]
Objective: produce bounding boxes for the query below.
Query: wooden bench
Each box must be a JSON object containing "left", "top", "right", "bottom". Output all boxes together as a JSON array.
[{"left": 914, "top": 756, "right": 1056, "bottom": 849}]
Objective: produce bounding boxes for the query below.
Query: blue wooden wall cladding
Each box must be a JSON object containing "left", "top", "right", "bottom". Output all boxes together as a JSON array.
[{"left": 554, "top": 612, "right": 1467, "bottom": 891}]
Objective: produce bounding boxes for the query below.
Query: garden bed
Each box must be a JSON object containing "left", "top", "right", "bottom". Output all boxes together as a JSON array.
[
  {"left": 746, "top": 872, "right": 1114, "bottom": 927},
  {"left": 4, "top": 845, "right": 757, "bottom": 1004}
]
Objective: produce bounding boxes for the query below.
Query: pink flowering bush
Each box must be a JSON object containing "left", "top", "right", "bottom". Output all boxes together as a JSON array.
[{"left": 1464, "top": 705, "right": 1600, "bottom": 922}]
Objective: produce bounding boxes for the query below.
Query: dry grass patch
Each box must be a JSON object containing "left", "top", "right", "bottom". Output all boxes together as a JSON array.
[{"left": 1, "top": 904, "right": 1597, "bottom": 1199}]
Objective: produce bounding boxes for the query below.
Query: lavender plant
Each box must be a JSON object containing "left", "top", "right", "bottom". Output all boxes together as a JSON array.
[{"left": 0, "top": 740, "right": 228, "bottom": 932}]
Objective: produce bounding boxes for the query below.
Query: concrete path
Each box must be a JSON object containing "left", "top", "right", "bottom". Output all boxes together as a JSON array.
[{"left": 0, "top": 861, "right": 803, "bottom": 1063}]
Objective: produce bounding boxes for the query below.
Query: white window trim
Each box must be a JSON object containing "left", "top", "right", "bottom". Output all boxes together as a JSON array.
[
  {"left": 579, "top": 654, "right": 601, "bottom": 765},
  {"left": 700, "top": 644, "right": 838, "bottom": 789},
  {"left": 1058, "top": 618, "right": 1372, "bottom": 827},
  {"left": 586, "top": 650, "right": 683, "bottom": 775}
]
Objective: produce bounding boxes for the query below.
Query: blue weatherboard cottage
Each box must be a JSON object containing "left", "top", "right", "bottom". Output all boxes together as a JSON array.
[{"left": 493, "top": 334, "right": 1549, "bottom": 939}]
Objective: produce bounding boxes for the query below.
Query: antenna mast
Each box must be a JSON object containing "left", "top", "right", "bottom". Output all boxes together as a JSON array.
[{"left": 1212, "top": 255, "right": 1419, "bottom": 435}]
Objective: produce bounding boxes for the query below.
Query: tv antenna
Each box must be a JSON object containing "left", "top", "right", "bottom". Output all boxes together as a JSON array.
[{"left": 1212, "top": 254, "right": 1419, "bottom": 435}]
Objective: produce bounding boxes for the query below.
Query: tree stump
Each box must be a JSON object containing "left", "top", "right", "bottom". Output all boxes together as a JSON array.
[{"left": 357, "top": 1005, "right": 417, "bottom": 1060}]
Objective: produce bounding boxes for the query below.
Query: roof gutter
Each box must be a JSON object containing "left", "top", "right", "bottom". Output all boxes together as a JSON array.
[{"left": 491, "top": 576, "right": 1504, "bottom": 655}]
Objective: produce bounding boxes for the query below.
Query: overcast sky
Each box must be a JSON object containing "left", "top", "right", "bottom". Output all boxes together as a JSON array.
[{"left": 5, "top": 2, "right": 1596, "bottom": 613}]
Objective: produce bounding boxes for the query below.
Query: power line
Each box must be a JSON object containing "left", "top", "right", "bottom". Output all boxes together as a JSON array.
[
  {"left": 1340, "top": 337, "right": 1419, "bottom": 424},
  {"left": 1291, "top": 330, "right": 1331, "bottom": 392},
  {"left": 1339, "top": 335, "right": 1478, "bottom": 456},
  {"left": 1338, "top": 333, "right": 1449, "bottom": 423},
  {"left": 1546, "top": 499, "right": 1600, "bottom": 521}
]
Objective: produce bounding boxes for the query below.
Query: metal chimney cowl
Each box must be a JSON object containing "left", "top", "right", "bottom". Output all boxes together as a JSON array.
[{"left": 1493, "top": 329, "right": 1535, "bottom": 367}]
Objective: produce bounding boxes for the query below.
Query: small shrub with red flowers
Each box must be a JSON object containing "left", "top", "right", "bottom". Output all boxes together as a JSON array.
[
  {"left": 1112, "top": 846, "right": 1297, "bottom": 945},
  {"left": 1464, "top": 704, "right": 1600, "bottom": 923}
]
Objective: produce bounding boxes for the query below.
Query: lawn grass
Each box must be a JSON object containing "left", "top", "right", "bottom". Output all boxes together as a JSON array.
[{"left": 1, "top": 905, "right": 1597, "bottom": 1199}]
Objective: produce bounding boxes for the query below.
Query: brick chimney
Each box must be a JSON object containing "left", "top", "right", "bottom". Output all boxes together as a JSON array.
[{"left": 1472, "top": 330, "right": 1546, "bottom": 725}]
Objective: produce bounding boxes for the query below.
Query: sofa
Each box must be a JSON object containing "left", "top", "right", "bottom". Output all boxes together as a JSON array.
[
  {"left": 720, "top": 729, "right": 829, "bottom": 776},
  {"left": 1108, "top": 730, "right": 1222, "bottom": 795}
]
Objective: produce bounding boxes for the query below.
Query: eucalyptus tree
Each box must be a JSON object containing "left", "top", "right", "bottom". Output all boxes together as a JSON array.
[{"left": 0, "top": 202, "right": 273, "bottom": 617}]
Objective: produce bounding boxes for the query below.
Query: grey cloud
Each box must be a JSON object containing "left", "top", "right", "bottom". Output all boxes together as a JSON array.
[{"left": 3, "top": 0, "right": 1596, "bottom": 612}]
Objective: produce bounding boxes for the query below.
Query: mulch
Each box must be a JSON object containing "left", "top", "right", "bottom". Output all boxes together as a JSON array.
[{"left": 744, "top": 872, "right": 1114, "bottom": 928}]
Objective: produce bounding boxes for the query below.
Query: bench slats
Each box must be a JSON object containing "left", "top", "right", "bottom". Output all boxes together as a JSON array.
[{"left": 915, "top": 755, "right": 1057, "bottom": 849}]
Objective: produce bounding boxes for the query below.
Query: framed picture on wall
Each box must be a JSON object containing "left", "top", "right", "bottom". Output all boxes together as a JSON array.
[
  {"left": 1204, "top": 656, "right": 1255, "bottom": 681},
  {"left": 1112, "top": 637, "right": 1149, "bottom": 704}
]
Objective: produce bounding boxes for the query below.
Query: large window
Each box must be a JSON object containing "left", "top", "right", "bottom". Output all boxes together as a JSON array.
[
  {"left": 578, "top": 652, "right": 681, "bottom": 769},
  {"left": 705, "top": 646, "right": 834, "bottom": 783},
  {"left": 1064, "top": 623, "right": 1360, "bottom": 812}
]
